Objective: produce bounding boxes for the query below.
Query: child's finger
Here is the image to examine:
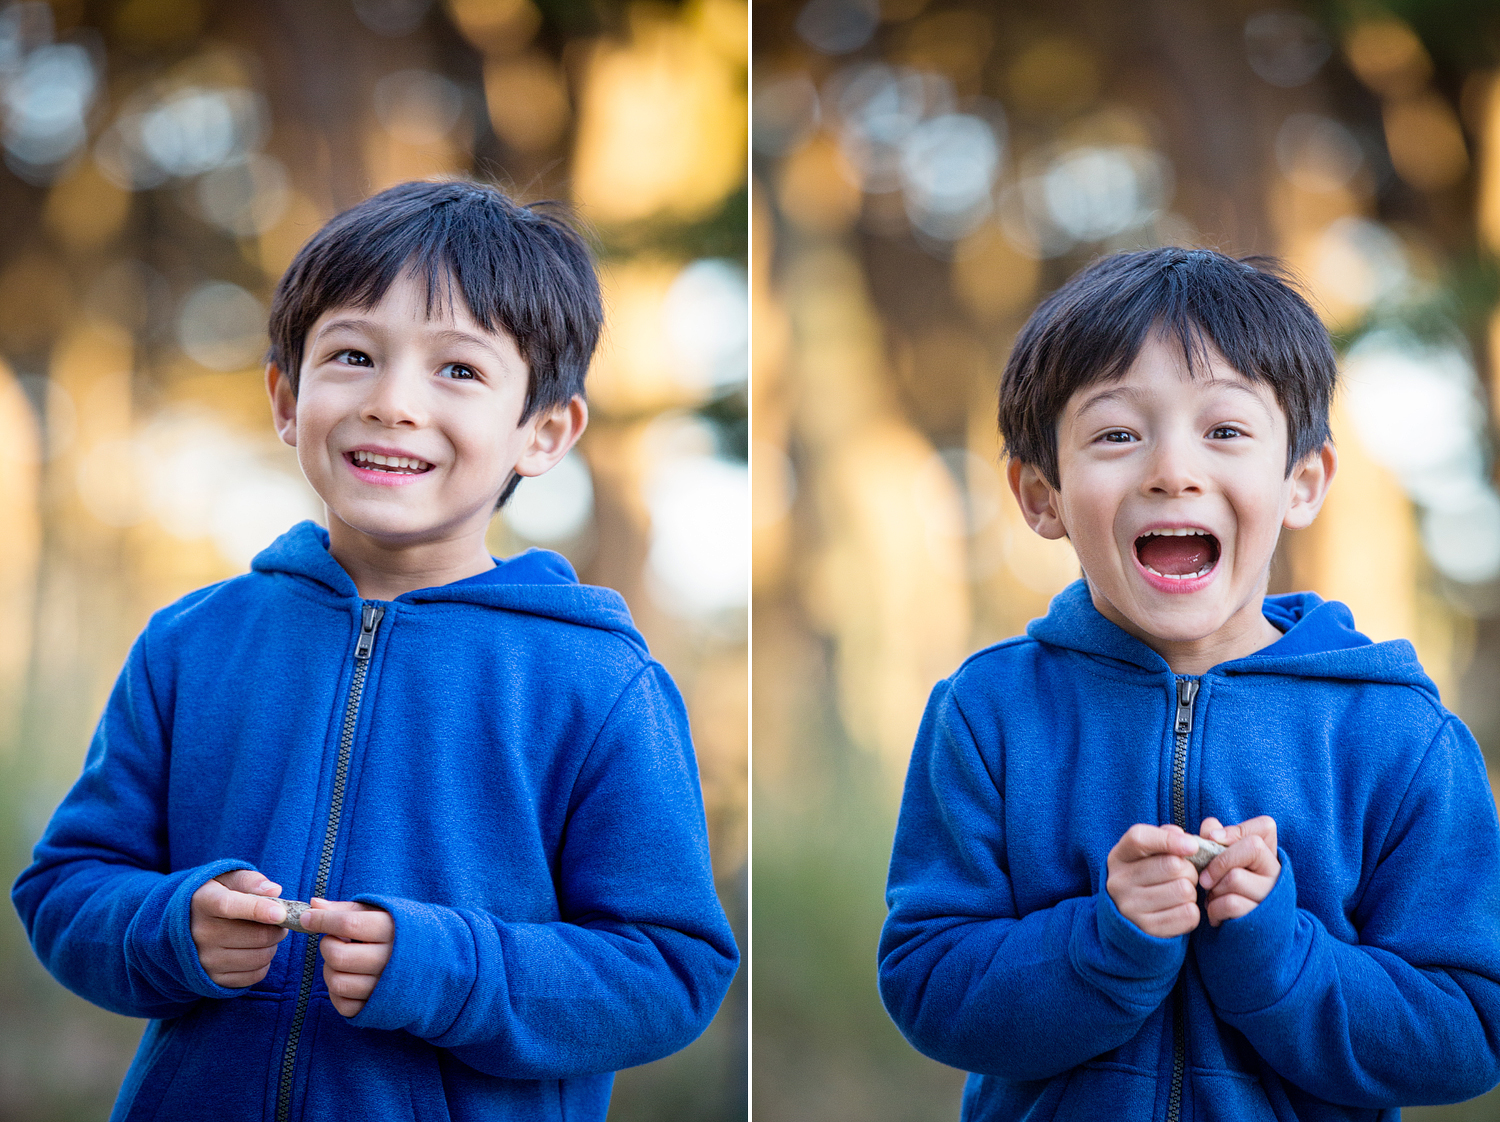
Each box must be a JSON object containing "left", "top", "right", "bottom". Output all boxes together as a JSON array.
[
  {"left": 1199, "top": 835, "right": 1278, "bottom": 890},
  {"left": 325, "top": 967, "right": 377, "bottom": 1003},
  {"left": 1205, "top": 866, "right": 1273, "bottom": 904},
  {"left": 1198, "top": 817, "right": 1244, "bottom": 845},
  {"left": 302, "top": 901, "right": 394, "bottom": 943},
  {"left": 320, "top": 938, "right": 390, "bottom": 975},
  {"left": 1230, "top": 815, "right": 1278, "bottom": 852},
  {"left": 214, "top": 869, "right": 283, "bottom": 898},
  {"left": 212, "top": 921, "right": 289, "bottom": 950},
  {"left": 1112, "top": 823, "right": 1199, "bottom": 863},
  {"left": 1128, "top": 877, "right": 1199, "bottom": 915},
  {"left": 1129, "top": 900, "right": 1200, "bottom": 939},
  {"left": 1131, "top": 853, "right": 1197, "bottom": 886},
  {"left": 1204, "top": 891, "right": 1261, "bottom": 927},
  {"left": 211, "top": 888, "right": 290, "bottom": 927}
]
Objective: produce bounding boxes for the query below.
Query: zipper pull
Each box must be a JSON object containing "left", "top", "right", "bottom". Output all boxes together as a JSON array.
[
  {"left": 355, "top": 603, "right": 384, "bottom": 660},
  {"left": 1174, "top": 678, "right": 1199, "bottom": 735}
]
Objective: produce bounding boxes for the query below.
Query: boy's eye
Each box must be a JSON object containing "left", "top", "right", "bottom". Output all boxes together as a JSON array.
[
  {"left": 1209, "top": 425, "right": 1243, "bottom": 439},
  {"left": 334, "top": 349, "right": 372, "bottom": 367},
  {"left": 438, "top": 362, "right": 479, "bottom": 380},
  {"left": 1099, "top": 430, "right": 1136, "bottom": 444}
]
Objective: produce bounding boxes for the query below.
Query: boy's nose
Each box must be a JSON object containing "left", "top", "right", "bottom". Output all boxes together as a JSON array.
[
  {"left": 1143, "top": 435, "right": 1204, "bottom": 496},
  {"left": 361, "top": 366, "right": 427, "bottom": 427}
]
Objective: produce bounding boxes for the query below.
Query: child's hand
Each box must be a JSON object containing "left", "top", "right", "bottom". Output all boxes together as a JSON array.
[
  {"left": 1197, "top": 816, "right": 1281, "bottom": 927},
  {"left": 299, "top": 899, "right": 394, "bottom": 1018},
  {"left": 1106, "top": 823, "right": 1202, "bottom": 937},
  {"left": 190, "top": 870, "right": 290, "bottom": 988}
]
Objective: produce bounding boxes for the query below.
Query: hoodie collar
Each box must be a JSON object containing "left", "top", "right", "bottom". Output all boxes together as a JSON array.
[
  {"left": 1027, "top": 579, "right": 1435, "bottom": 691},
  {"left": 250, "top": 521, "right": 643, "bottom": 644}
]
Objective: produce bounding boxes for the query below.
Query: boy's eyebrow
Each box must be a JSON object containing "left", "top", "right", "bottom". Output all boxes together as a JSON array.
[
  {"left": 311, "top": 318, "right": 509, "bottom": 358},
  {"left": 1074, "top": 384, "right": 1136, "bottom": 416},
  {"left": 1074, "top": 375, "right": 1272, "bottom": 418}
]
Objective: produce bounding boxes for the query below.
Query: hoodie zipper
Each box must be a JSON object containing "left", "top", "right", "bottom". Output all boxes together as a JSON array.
[
  {"left": 1166, "top": 676, "right": 1199, "bottom": 1122},
  {"left": 275, "top": 602, "right": 384, "bottom": 1122}
]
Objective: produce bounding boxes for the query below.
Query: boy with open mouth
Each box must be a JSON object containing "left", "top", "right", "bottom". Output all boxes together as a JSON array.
[{"left": 879, "top": 248, "right": 1500, "bottom": 1121}]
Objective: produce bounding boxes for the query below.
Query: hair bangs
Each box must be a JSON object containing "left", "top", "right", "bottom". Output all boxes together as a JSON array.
[
  {"left": 998, "top": 248, "right": 1336, "bottom": 489},
  {"left": 268, "top": 181, "right": 601, "bottom": 421}
]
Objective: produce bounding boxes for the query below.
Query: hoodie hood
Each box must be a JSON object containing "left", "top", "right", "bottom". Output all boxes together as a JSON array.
[
  {"left": 1028, "top": 579, "right": 1436, "bottom": 693},
  {"left": 250, "top": 520, "right": 642, "bottom": 643}
]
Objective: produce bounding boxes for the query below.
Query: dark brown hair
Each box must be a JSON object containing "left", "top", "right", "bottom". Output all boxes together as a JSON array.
[
  {"left": 268, "top": 179, "right": 601, "bottom": 423},
  {"left": 998, "top": 247, "right": 1336, "bottom": 488}
]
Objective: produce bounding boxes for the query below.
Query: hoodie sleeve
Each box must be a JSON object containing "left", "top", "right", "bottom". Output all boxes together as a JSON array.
[
  {"left": 878, "top": 679, "right": 1186, "bottom": 1080},
  {"left": 1194, "top": 716, "right": 1500, "bottom": 1106},
  {"left": 11, "top": 630, "right": 261, "bottom": 1017},
  {"left": 348, "top": 661, "right": 738, "bottom": 1079}
]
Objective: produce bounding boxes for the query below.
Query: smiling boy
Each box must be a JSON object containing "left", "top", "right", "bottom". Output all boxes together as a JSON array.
[
  {"left": 14, "top": 181, "right": 737, "bottom": 1122},
  {"left": 878, "top": 248, "right": 1500, "bottom": 1121}
]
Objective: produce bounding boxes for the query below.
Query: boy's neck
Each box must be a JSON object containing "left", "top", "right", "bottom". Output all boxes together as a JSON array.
[
  {"left": 1089, "top": 583, "right": 1286, "bottom": 676},
  {"left": 325, "top": 518, "right": 497, "bottom": 601}
]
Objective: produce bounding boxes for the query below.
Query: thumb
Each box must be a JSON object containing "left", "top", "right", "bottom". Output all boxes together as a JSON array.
[{"left": 215, "top": 869, "right": 283, "bottom": 897}]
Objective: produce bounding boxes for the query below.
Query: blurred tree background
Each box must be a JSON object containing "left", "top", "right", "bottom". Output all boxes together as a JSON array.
[
  {"left": 0, "top": 0, "right": 746, "bottom": 1118},
  {"left": 752, "top": 0, "right": 1500, "bottom": 1119}
]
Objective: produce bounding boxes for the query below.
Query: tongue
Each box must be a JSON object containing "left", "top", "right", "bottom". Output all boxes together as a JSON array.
[{"left": 1138, "top": 535, "right": 1212, "bottom": 576}]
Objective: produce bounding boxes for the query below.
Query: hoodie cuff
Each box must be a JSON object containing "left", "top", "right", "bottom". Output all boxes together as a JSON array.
[
  {"left": 348, "top": 894, "right": 481, "bottom": 1040},
  {"left": 125, "top": 858, "right": 263, "bottom": 1002},
  {"left": 1195, "top": 848, "right": 1312, "bottom": 1014},
  {"left": 1070, "top": 886, "right": 1186, "bottom": 1013}
]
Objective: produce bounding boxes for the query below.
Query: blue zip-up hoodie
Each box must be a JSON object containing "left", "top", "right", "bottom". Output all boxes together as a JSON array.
[
  {"left": 879, "top": 581, "right": 1500, "bottom": 1122},
  {"left": 13, "top": 521, "right": 738, "bottom": 1122}
]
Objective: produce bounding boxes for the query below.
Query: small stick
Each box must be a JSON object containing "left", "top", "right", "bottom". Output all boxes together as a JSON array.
[
  {"left": 1187, "top": 836, "right": 1226, "bottom": 872},
  {"left": 274, "top": 899, "right": 314, "bottom": 931}
]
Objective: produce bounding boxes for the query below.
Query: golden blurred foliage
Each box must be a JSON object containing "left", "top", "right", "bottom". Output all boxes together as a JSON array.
[
  {"left": 50, "top": 322, "right": 133, "bottom": 449},
  {"left": 44, "top": 162, "right": 132, "bottom": 253},
  {"left": 0, "top": 362, "right": 41, "bottom": 733},
  {"left": 784, "top": 247, "right": 969, "bottom": 776},
  {"left": 803, "top": 416, "right": 970, "bottom": 775},
  {"left": 364, "top": 126, "right": 467, "bottom": 193},
  {"left": 572, "top": 4, "right": 746, "bottom": 225},
  {"left": 1005, "top": 36, "right": 1100, "bottom": 117},
  {"left": 1294, "top": 401, "right": 1428, "bottom": 670},
  {"left": 892, "top": 10, "right": 994, "bottom": 86},
  {"left": 777, "top": 133, "right": 863, "bottom": 234},
  {"left": 256, "top": 190, "right": 328, "bottom": 280},
  {"left": 445, "top": 0, "right": 542, "bottom": 55},
  {"left": 690, "top": 648, "right": 750, "bottom": 872},
  {"left": 0, "top": 253, "right": 74, "bottom": 353},
  {"left": 1383, "top": 92, "right": 1470, "bottom": 191},
  {"left": 590, "top": 257, "right": 700, "bottom": 413},
  {"left": 484, "top": 53, "right": 571, "bottom": 152},
  {"left": 112, "top": 0, "right": 204, "bottom": 50},
  {"left": 693, "top": 0, "right": 749, "bottom": 62},
  {"left": 1344, "top": 18, "right": 1433, "bottom": 99},
  {"left": 1480, "top": 71, "right": 1500, "bottom": 252},
  {"left": 951, "top": 223, "right": 1040, "bottom": 323}
]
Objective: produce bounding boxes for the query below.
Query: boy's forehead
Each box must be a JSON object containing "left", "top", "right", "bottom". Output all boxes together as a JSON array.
[
  {"left": 1058, "top": 338, "right": 1287, "bottom": 435},
  {"left": 305, "top": 272, "right": 520, "bottom": 355}
]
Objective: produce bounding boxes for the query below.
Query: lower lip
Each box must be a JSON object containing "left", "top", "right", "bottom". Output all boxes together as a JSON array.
[
  {"left": 1132, "top": 549, "right": 1219, "bottom": 594},
  {"left": 344, "top": 455, "right": 432, "bottom": 487}
]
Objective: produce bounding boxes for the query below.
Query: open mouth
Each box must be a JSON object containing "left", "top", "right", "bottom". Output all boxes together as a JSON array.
[
  {"left": 1134, "top": 528, "right": 1220, "bottom": 581},
  {"left": 348, "top": 450, "right": 433, "bottom": 475}
]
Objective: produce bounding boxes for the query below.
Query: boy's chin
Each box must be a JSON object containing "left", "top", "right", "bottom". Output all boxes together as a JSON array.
[{"left": 1091, "top": 583, "right": 1237, "bottom": 647}]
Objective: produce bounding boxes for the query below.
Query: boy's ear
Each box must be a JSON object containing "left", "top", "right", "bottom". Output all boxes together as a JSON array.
[
  {"left": 266, "top": 363, "right": 298, "bottom": 448},
  {"left": 514, "top": 395, "right": 589, "bottom": 478},
  {"left": 1283, "top": 441, "right": 1337, "bottom": 530},
  {"left": 1007, "top": 458, "right": 1068, "bottom": 540}
]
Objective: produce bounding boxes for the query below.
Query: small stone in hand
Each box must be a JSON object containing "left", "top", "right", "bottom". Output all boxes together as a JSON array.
[
  {"left": 276, "top": 899, "right": 313, "bottom": 931},
  {"left": 1188, "top": 836, "right": 1226, "bottom": 872}
]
